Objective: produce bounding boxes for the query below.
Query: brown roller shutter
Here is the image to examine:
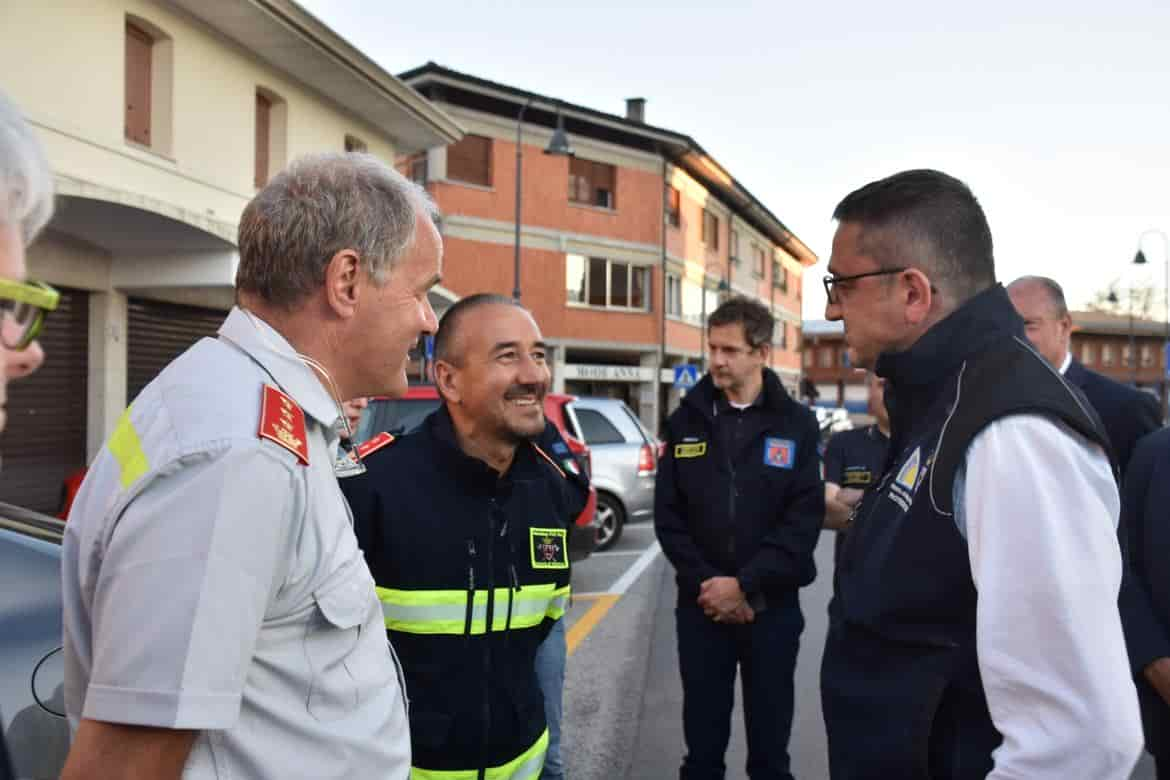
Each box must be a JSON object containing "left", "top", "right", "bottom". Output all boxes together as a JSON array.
[
  {"left": 127, "top": 299, "right": 227, "bottom": 403},
  {"left": 1, "top": 289, "right": 89, "bottom": 514}
]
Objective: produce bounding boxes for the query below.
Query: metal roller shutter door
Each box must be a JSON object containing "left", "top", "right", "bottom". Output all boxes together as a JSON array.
[
  {"left": 127, "top": 299, "right": 226, "bottom": 402},
  {"left": 1, "top": 288, "right": 89, "bottom": 514}
]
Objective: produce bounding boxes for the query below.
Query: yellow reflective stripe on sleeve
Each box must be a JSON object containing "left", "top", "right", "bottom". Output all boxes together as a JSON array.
[
  {"left": 109, "top": 407, "right": 149, "bottom": 489},
  {"left": 377, "top": 583, "right": 568, "bottom": 636},
  {"left": 410, "top": 728, "right": 548, "bottom": 780}
]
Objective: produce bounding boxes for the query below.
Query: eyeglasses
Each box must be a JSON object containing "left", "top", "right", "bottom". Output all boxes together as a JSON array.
[
  {"left": 0, "top": 279, "right": 59, "bottom": 350},
  {"left": 823, "top": 268, "right": 907, "bottom": 304}
]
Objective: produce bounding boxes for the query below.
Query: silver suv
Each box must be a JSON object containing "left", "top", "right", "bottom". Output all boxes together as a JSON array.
[{"left": 562, "top": 397, "right": 658, "bottom": 550}]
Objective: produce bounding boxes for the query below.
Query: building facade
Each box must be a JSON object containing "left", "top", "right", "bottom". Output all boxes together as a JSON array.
[
  {"left": 802, "top": 311, "right": 1169, "bottom": 414},
  {"left": 400, "top": 64, "right": 816, "bottom": 433},
  {"left": 0, "top": 0, "right": 461, "bottom": 512}
]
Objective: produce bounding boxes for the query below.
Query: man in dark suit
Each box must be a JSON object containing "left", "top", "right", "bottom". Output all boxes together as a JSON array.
[
  {"left": 1008, "top": 276, "right": 1162, "bottom": 473},
  {"left": 1010, "top": 275, "right": 1167, "bottom": 772},
  {"left": 1118, "top": 429, "right": 1170, "bottom": 778}
]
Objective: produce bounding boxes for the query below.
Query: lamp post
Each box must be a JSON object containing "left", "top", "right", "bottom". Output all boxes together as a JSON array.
[
  {"left": 513, "top": 99, "right": 574, "bottom": 302},
  {"left": 1133, "top": 229, "right": 1169, "bottom": 407}
]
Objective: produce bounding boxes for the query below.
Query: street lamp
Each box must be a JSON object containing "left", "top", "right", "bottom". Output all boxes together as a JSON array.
[
  {"left": 513, "top": 99, "right": 574, "bottom": 301},
  {"left": 1133, "top": 229, "right": 1169, "bottom": 407}
]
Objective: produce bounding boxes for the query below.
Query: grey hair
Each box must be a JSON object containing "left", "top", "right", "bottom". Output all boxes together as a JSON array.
[
  {"left": 0, "top": 90, "right": 54, "bottom": 243},
  {"left": 236, "top": 152, "right": 438, "bottom": 308},
  {"left": 1007, "top": 275, "right": 1069, "bottom": 318}
]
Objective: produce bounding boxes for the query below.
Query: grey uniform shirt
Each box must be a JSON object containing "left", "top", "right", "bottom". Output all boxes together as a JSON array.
[{"left": 62, "top": 307, "right": 410, "bottom": 779}]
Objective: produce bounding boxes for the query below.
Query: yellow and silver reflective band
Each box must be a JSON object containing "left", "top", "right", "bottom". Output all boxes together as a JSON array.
[
  {"left": 109, "top": 407, "right": 150, "bottom": 489},
  {"left": 377, "top": 583, "right": 570, "bottom": 635},
  {"left": 410, "top": 728, "right": 548, "bottom": 780}
]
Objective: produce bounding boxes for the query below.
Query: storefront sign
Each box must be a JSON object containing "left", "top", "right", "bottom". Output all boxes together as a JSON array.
[{"left": 563, "top": 364, "right": 656, "bottom": 383}]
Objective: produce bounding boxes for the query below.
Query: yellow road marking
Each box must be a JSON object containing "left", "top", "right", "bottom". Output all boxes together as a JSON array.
[{"left": 566, "top": 594, "right": 620, "bottom": 656}]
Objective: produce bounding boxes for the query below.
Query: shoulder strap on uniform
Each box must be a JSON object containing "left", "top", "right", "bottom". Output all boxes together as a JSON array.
[
  {"left": 356, "top": 431, "right": 396, "bottom": 460},
  {"left": 258, "top": 384, "right": 309, "bottom": 465},
  {"left": 531, "top": 443, "right": 566, "bottom": 479}
]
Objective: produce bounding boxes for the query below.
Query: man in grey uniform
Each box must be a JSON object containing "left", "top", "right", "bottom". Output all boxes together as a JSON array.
[{"left": 60, "top": 153, "right": 443, "bottom": 779}]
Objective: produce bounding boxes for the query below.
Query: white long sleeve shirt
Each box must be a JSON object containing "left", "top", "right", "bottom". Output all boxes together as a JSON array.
[{"left": 955, "top": 414, "right": 1143, "bottom": 779}]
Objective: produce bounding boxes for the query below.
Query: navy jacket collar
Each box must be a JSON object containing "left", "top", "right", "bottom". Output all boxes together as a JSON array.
[
  {"left": 875, "top": 284, "right": 1024, "bottom": 441},
  {"left": 683, "top": 367, "right": 793, "bottom": 423},
  {"left": 425, "top": 405, "right": 544, "bottom": 492}
]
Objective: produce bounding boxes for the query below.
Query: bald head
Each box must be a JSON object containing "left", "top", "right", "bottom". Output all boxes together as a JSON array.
[{"left": 1007, "top": 276, "right": 1072, "bottom": 368}]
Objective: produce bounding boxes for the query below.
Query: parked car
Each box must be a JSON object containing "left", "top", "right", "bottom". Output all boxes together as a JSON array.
[
  {"left": 0, "top": 503, "right": 70, "bottom": 779},
  {"left": 360, "top": 386, "right": 600, "bottom": 562},
  {"left": 560, "top": 397, "right": 658, "bottom": 551}
]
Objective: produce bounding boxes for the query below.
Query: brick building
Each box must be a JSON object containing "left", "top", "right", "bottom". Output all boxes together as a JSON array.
[
  {"left": 803, "top": 311, "right": 1169, "bottom": 413},
  {"left": 400, "top": 63, "right": 817, "bottom": 432}
]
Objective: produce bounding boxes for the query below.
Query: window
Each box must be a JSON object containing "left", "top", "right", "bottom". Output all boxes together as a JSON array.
[
  {"left": 573, "top": 408, "right": 625, "bottom": 445},
  {"left": 666, "top": 186, "right": 681, "bottom": 227},
  {"left": 778, "top": 323, "right": 788, "bottom": 349},
  {"left": 819, "top": 347, "right": 833, "bottom": 368},
  {"left": 729, "top": 231, "right": 739, "bottom": 264},
  {"left": 753, "top": 245, "right": 766, "bottom": 277},
  {"left": 1123, "top": 344, "right": 1134, "bottom": 367},
  {"left": 345, "top": 134, "right": 368, "bottom": 153},
  {"left": 772, "top": 259, "right": 788, "bottom": 291},
  {"left": 1081, "top": 342, "right": 1094, "bottom": 365},
  {"left": 1142, "top": 343, "right": 1154, "bottom": 367},
  {"left": 1102, "top": 343, "right": 1115, "bottom": 366},
  {"left": 703, "top": 210, "right": 720, "bottom": 250},
  {"left": 666, "top": 273, "right": 682, "bottom": 316},
  {"left": 124, "top": 23, "right": 152, "bottom": 145},
  {"left": 447, "top": 134, "right": 492, "bottom": 186},
  {"left": 566, "top": 254, "right": 650, "bottom": 310},
  {"left": 254, "top": 93, "right": 271, "bottom": 188},
  {"left": 803, "top": 349, "right": 813, "bottom": 368},
  {"left": 406, "top": 153, "right": 428, "bottom": 185},
  {"left": 569, "top": 158, "right": 616, "bottom": 208}
]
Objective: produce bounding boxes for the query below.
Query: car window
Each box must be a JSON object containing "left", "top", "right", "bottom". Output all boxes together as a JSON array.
[
  {"left": 619, "top": 405, "right": 654, "bottom": 444},
  {"left": 573, "top": 408, "right": 626, "bottom": 445},
  {"left": 364, "top": 398, "right": 441, "bottom": 438}
]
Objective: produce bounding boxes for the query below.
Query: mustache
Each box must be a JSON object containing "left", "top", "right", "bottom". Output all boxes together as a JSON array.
[{"left": 504, "top": 384, "right": 545, "bottom": 400}]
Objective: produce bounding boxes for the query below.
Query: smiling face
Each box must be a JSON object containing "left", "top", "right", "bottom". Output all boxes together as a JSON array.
[{"left": 436, "top": 303, "right": 550, "bottom": 447}]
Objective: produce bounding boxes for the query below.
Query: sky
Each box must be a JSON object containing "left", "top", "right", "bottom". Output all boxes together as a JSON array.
[{"left": 298, "top": 0, "right": 1170, "bottom": 320}]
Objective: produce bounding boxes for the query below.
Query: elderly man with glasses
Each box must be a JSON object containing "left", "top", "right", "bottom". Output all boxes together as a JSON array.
[
  {"left": 818, "top": 169, "right": 1141, "bottom": 779},
  {"left": 0, "top": 88, "right": 59, "bottom": 780}
]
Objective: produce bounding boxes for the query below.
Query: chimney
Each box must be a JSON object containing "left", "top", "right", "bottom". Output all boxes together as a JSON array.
[{"left": 626, "top": 97, "right": 646, "bottom": 123}]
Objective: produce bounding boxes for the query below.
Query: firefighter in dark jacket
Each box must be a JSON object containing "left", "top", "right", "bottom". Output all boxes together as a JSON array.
[
  {"left": 340, "top": 294, "right": 572, "bottom": 779},
  {"left": 655, "top": 296, "right": 823, "bottom": 780}
]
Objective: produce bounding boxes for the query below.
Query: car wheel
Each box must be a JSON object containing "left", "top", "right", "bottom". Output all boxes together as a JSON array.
[{"left": 594, "top": 492, "right": 625, "bottom": 551}]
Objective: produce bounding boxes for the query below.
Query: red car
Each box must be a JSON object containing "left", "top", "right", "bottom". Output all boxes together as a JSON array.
[{"left": 361, "top": 386, "right": 599, "bottom": 562}]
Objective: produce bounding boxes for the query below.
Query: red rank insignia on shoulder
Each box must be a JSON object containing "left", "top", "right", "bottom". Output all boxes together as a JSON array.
[
  {"left": 356, "top": 431, "right": 395, "bottom": 460},
  {"left": 258, "top": 384, "right": 309, "bottom": 465}
]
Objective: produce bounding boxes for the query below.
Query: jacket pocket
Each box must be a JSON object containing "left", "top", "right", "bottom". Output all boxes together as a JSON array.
[{"left": 305, "top": 564, "right": 394, "bottom": 722}]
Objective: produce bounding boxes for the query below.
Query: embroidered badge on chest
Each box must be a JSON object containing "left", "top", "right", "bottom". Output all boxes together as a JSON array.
[
  {"left": 763, "top": 437, "right": 796, "bottom": 469},
  {"left": 530, "top": 527, "right": 569, "bottom": 570},
  {"left": 887, "top": 446, "right": 931, "bottom": 512},
  {"left": 842, "top": 468, "right": 873, "bottom": 486},
  {"left": 675, "top": 441, "right": 707, "bottom": 459}
]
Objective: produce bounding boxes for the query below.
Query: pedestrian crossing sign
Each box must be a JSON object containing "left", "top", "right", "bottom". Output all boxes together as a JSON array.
[{"left": 673, "top": 364, "right": 699, "bottom": 390}]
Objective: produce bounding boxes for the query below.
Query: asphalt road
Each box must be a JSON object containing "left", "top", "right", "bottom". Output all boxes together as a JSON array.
[{"left": 561, "top": 522, "right": 1158, "bottom": 779}]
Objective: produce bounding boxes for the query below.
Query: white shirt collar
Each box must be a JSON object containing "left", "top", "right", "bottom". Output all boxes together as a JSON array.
[{"left": 1058, "top": 352, "right": 1072, "bottom": 375}]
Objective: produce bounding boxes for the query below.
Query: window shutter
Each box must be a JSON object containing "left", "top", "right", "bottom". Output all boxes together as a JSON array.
[
  {"left": 254, "top": 93, "right": 271, "bottom": 188},
  {"left": 124, "top": 24, "right": 152, "bottom": 145}
]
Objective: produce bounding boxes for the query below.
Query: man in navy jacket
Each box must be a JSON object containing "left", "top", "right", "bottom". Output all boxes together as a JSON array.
[
  {"left": 655, "top": 296, "right": 822, "bottom": 780},
  {"left": 1120, "top": 429, "right": 1170, "bottom": 777}
]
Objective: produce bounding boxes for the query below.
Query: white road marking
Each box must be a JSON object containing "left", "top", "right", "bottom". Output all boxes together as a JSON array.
[
  {"left": 589, "top": 550, "right": 643, "bottom": 558},
  {"left": 608, "top": 541, "right": 661, "bottom": 595}
]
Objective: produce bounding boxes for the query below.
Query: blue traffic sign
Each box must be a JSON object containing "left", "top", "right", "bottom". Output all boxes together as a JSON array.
[
  {"left": 424, "top": 334, "right": 435, "bottom": 362},
  {"left": 673, "top": 364, "right": 700, "bottom": 390}
]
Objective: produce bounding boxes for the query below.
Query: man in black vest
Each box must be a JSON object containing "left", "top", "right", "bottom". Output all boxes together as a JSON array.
[
  {"left": 819, "top": 169, "right": 1142, "bottom": 779},
  {"left": 1006, "top": 275, "right": 1161, "bottom": 474}
]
